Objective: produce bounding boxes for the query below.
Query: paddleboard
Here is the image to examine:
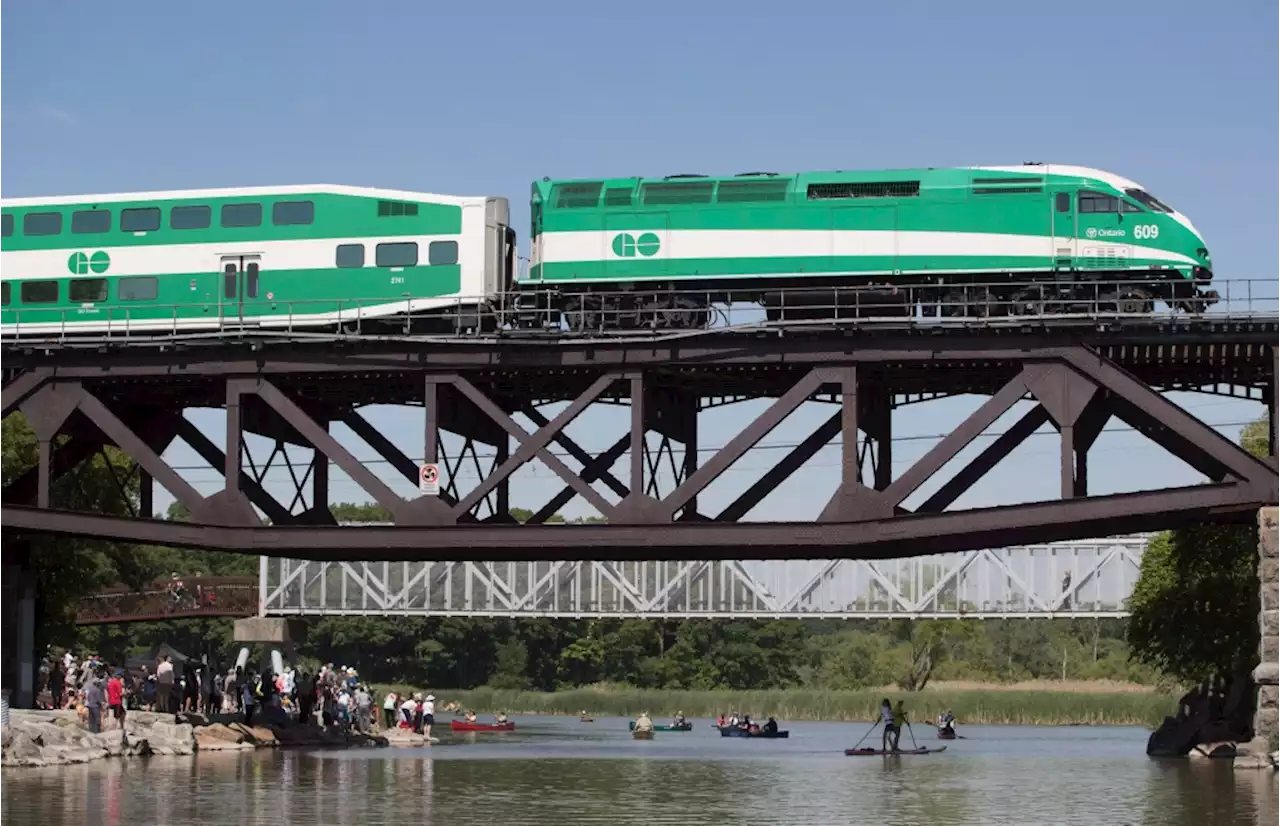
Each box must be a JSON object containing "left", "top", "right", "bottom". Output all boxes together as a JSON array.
[{"left": 845, "top": 746, "right": 947, "bottom": 756}]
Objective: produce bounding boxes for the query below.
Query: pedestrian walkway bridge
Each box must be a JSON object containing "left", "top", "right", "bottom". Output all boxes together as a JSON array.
[{"left": 76, "top": 535, "right": 1152, "bottom": 623}]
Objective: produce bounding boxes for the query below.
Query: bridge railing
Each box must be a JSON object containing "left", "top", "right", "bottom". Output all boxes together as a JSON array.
[
  {"left": 75, "top": 576, "right": 258, "bottom": 625},
  {"left": 2, "top": 275, "right": 1272, "bottom": 347}
]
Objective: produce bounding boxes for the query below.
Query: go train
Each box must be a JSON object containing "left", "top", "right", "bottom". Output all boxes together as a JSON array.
[{"left": 0, "top": 164, "right": 1216, "bottom": 337}]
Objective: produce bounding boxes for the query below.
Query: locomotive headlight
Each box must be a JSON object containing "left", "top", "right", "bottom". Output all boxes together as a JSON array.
[{"left": 1196, "top": 247, "right": 1209, "bottom": 260}]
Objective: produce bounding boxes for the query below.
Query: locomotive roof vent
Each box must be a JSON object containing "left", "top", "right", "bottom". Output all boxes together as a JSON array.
[
  {"left": 1022, "top": 161, "right": 1044, "bottom": 166},
  {"left": 734, "top": 171, "right": 778, "bottom": 177},
  {"left": 664, "top": 173, "right": 709, "bottom": 179}
]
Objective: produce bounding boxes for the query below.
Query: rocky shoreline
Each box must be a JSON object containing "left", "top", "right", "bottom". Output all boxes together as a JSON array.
[{"left": 1, "top": 709, "right": 432, "bottom": 769}]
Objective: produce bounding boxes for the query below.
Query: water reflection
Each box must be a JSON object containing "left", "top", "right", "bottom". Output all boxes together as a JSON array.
[{"left": 2, "top": 721, "right": 1275, "bottom": 826}]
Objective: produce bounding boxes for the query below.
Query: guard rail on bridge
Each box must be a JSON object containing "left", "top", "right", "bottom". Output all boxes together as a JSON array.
[{"left": 74, "top": 576, "right": 258, "bottom": 625}]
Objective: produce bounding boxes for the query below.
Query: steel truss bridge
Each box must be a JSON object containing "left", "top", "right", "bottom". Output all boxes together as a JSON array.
[
  {"left": 257, "top": 534, "right": 1152, "bottom": 620},
  {"left": 2, "top": 278, "right": 1276, "bottom": 566}
]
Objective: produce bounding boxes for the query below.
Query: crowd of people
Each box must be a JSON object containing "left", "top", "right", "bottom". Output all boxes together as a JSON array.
[{"left": 34, "top": 650, "right": 439, "bottom": 738}]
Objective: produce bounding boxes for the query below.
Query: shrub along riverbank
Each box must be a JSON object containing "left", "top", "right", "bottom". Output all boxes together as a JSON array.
[{"left": 389, "top": 684, "right": 1174, "bottom": 727}]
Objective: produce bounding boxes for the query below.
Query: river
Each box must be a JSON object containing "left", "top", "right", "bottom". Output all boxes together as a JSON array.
[{"left": 3, "top": 717, "right": 1276, "bottom": 825}]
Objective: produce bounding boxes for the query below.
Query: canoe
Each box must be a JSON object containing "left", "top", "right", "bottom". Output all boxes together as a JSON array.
[
  {"left": 845, "top": 746, "right": 947, "bottom": 756},
  {"left": 718, "top": 726, "right": 789, "bottom": 739},
  {"left": 632, "top": 729, "right": 654, "bottom": 740},
  {"left": 629, "top": 721, "right": 692, "bottom": 732},
  {"left": 580, "top": 718, "right": 594, "bottom": 723},
  {"left": 937, "top": 727, "right": 957, "bottom": 740},
  {"left": 450, "top": 720, "right": 515, "bottom": 732}
]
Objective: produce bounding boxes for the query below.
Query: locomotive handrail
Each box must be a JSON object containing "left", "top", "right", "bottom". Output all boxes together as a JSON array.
[{"left": 2, "top": 275, "right": 1275, "bottom": 348}]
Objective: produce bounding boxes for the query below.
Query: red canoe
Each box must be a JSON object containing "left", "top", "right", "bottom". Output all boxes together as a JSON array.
[{"left": 450, "top": 720, "right": 516, "bottom": 732}]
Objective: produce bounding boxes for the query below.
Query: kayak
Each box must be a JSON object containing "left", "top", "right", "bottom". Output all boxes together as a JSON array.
[
  {"left": 719, "top": 726, "right": 789, "bottom": 739},
  {"left": 937, "top": 727, "right": 957, "bottom": 740},
  {"left": 450, "top": 720, "right": 515, "bottom": 732},
  {"left": 629, "top": 721, "right": 692, "bottom": 732},
  {"left": 580, "top": 718, "right": 594, "bottom": 723},
  {"left": 845, "top": 746, "right": 947, "bottom": 756},
  {"left": 632, "top": 729, "right": 654, "bottom": 740}
]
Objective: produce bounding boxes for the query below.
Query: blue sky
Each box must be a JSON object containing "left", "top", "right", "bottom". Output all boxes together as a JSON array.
[{"left": 3, "top": 1, "right": 1274, "bottom": 524}]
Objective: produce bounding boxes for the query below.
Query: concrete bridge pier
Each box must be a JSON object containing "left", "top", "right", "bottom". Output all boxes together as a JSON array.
[
  {"left": 233, "top": 617, "right": 304, "bottom": 677},
  {"left": 1252, "top": 507, "right": 1278, "bottom": 749},
  {"left": 1, "top": 544, "right": 38, "bottom": 709}
]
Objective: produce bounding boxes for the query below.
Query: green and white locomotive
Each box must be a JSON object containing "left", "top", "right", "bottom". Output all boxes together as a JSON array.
[
  {"left": 0, "top": 185, "right": 515, "bottom": 336},
  {"left": 0, "top": 164, "right": 1216, "bottom": 338},
  {"left": 523, "top": 163, "right": 1216, "bottom": 330}
]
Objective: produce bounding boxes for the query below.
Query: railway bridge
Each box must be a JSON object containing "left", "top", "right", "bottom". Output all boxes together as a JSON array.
[{"left": 2, "top": 279, "right": 1277, "bottom": 708}]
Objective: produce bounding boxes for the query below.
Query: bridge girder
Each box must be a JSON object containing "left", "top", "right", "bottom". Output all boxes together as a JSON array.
[{"left": 2, "top": 324, "right": 1275, "bottom": 562}]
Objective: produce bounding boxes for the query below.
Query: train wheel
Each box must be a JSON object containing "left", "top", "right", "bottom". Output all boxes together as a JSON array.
[
  {"left": 1008, "top": 289, "right": 1047, "bottom": 317},
  {"left": 1100, "top": 287, "right": 1154, "bottom": 315}
]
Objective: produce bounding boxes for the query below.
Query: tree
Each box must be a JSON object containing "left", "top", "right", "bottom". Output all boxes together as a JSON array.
[
  {"left": 2, "top": 413, "right": 162, "bottom": 657},
  {"left": 1126, "top": 412, "right": 1270, "bottom": 684}
]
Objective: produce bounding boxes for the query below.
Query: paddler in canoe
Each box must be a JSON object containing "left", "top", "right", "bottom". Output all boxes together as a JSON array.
[
  {"left": 671, "top": 710, "right": 687, "bottom": 728},
  {"left": 936, "top": 709, "right": 957, "bottom": 738}
]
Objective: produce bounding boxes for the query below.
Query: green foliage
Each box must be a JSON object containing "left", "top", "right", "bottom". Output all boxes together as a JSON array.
[
  {"left": 426, "top": 685, "right": 1174, "bottom": 727},
  {"left": 1125, "top": 412, "right": 1269, "bottom": 685},
  {"left": 2, "top": 413, "right": 164, "bottom": 656}
]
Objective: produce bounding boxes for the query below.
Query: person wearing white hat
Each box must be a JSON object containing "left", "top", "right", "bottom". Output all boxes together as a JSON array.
[{"left": 422, "top": 693, "right": 435, "bottom": 739}]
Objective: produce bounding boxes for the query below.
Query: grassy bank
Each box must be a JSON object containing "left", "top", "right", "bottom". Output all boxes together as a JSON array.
[{"left": 380, "top": 684, "right": 1175, "bottom": 727}]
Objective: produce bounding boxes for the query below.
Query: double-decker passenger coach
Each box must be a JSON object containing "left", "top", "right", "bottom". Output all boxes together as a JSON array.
[{"left": 0, "top": 185, "right": 515, "bottom": 337}]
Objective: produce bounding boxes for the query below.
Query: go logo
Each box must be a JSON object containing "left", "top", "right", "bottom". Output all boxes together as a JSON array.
[
  {"left": 611, "top": 232, "right": 660, "bottom": 258},
  {"left": 68, "top": 251, "right": 111, "bottom": 274}
]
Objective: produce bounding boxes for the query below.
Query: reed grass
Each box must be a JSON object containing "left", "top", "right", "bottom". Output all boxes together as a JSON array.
[{"left": 380, "top": 684, "right": 1174, "bottom": 727}]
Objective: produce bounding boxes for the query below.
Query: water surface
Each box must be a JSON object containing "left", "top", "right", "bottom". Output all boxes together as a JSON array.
[{"left": 4, "top": 716, "right": 1275, "bottom": 825}]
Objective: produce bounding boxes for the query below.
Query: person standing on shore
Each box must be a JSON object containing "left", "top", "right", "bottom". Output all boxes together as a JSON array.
[
  {"left": 422, "top": 693, "right": 435, "bottom": 740},
  {"left": 84, "top": 674, "right": 105, "bottom": 734},
  {"left": 155, "top": 656, "right": 174, "bottom": 713},
  {"left": 382, "top": 691, "right": 397, "bottom": 730},
  {"left": 106, "top": 671, "right": 126, "bottom": 730}
]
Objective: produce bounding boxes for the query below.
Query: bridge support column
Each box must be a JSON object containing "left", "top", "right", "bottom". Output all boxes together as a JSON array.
[
  {"left": 1, "top": 545, "right": 38, "bottom": 709},
  {"left": 1252, "top": 507, "right": 1279, "bottom": 750},
  {"left": 234, "top": 617, "right": 305, "bottom": 675}
]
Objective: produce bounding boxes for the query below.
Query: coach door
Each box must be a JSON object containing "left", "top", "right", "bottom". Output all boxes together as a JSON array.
[
  {"left": 1050, "top": 192, "right": 1076, "bottom": 271},
  {"left": 219, "top": 255, "right": 265, "bottom": 325}
]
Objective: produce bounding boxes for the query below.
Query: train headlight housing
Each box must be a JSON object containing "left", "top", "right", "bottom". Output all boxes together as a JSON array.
[{"left": 1196, "top": 247, "right": 1209, "bottom": 260}]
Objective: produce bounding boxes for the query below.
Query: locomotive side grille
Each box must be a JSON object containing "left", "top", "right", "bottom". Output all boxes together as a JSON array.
[{"left": 806, "top": 181, "right": 920, "bottom": 200}]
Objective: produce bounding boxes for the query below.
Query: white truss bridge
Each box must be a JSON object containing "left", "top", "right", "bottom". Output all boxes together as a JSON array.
[{"left": 258, "top": 534, "right": 1151, "bottom": 620}]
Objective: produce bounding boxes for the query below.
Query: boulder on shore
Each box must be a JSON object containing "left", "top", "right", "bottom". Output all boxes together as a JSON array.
[{"left": 2, "top": 708, "right": 388, "bottom": 767}]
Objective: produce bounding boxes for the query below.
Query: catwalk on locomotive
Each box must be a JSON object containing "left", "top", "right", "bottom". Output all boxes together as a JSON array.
[{"left": 0, "top": 164, "right": 1216, "bottom": 339}]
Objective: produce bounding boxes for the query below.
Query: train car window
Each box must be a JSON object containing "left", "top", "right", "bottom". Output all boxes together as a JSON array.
[
  {"left": 23, "top": 212, "right": 63, "bottom": 236},
  {"left": 121, "top": 207, "right": 162, "bottom": 232},
  {"left": 1, "top": 214, "right": 13, "bottom": 237},
  {"left": 1055, "top": 193, "right": 1070, "bottom": 213},
  {"left": 224, "top": 264, "right": 238, "bottom": 299},
  {"left": 221, "top": 203, "right": 262, "bottom": 228},
  {"left": 376, "top": 242, "right": 418, "bottom": 267},
  {"left": 1120, "top": 200, "right": 1144, "bottom": 213},
  {"left": 171, "top": 205, "right": 212, "bottom": 230},
  {"left": 428, "top": 240, "right": 458, "bottom": 266},
  {"left": 69, "top": 278, "right": 108, "bottom": 302},
  {"left": 245, "top": 263, "right": 260, "bottom": 298},
  {"left": 273, "top": 201, "right": 314, "bottom": 226},
  {"left": 378, "top": 200, "right": 419, "bottom": 217},
  {"left": 1078, "top": 191, "right": 1119, "bottom": 214},
  {"left": 336, "top": 244, "right": 365, "bottom": 268},
  {"left": 119, "top": 276, "right": 159, "bottom": 301},
  {"left": 72, "top": 209, "right": 112, "bottom": 234},
  {"left": 1, "top": 283, "right": 8, "bottom": 305},
  {"left": 21, "top": 280, "right": 58, "bottom": 303}
]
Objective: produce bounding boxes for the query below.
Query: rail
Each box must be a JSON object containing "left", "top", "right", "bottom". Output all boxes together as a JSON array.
[
  {"left": 1, "top": 276, "right": 1274, "bottom": 349},
  {"left": 74, "top": 576, "right": 258, "bottom": 625}
]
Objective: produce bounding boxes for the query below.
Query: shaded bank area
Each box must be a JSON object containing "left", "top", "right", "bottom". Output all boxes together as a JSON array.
[
  {"left": 393, "top": 685, "right": 1176, "bottom": 727},
  {"left": 0, "top": 709, "right": 431, "bottom": 769}
]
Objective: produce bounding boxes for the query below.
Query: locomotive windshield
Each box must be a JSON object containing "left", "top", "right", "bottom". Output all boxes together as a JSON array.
[{"left": 1124, "top": 188, "right": 1173, "bottom": 213}]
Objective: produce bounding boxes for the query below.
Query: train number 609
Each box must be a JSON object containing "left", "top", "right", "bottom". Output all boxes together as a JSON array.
[{"left": 1133, "top": 224, "right": 1160, "bottom": 240}]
